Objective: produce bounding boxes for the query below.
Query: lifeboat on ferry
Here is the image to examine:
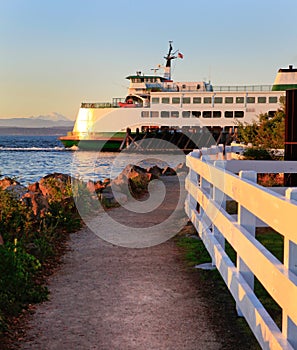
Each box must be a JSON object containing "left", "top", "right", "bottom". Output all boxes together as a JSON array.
[{"left": 118, "top": 99, "right": 137, "bottom": 108}]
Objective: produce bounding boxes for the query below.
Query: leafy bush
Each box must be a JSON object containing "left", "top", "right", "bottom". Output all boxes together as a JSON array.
[
  {"left": 0, "top": 242, "right": 48, "bottom": 327},
  {"left": 0, "top": 176, "right": 86, "bottom": 338},
  {"left": 242, "top": 148, "right": 273, "bottom": 160},
  {"left": 237, "top": 102, "right": 285, "bottom": 150}
]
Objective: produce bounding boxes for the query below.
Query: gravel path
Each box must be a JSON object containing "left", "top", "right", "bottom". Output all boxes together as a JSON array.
[{"left": 17, "top": 176, "right": 258, "bottom": 349}]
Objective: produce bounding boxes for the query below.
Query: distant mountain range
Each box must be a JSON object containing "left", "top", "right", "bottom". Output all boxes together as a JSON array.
[{"left": 0, "top": 112, "right": 74, "bottom": 128}]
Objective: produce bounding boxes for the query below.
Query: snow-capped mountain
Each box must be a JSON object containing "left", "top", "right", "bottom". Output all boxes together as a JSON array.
[{"left": 0, "top": 113, "right": 74, "bottom": 128}]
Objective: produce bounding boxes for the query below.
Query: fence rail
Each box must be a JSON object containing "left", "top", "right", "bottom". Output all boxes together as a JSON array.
[{"left": 185, "top": 145, "right": 297, "bottom": 349}]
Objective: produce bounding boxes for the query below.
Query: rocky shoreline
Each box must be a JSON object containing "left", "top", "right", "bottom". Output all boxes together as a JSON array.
[{"left": 0, "top": 162, "right": 188, "bottom": 244}]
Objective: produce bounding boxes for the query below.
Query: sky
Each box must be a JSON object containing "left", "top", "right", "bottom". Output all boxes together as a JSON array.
[{"left": 0, "top": 0, "right": 296, "bottom": 120}]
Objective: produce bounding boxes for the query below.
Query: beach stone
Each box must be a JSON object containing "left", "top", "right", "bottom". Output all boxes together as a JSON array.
[
  {"left": 5, "top": 184, "right": 28, "bottom": 200},
  {"left": 0, "top": 177, "right": 20, "bottom": 191},
  {"left": 22, "top": 191, "right": 49, "bottom": 217},
  {"left": 100, "top": 191, "right": 118, "bottom": 207},
  {"left": 87, "top": 180, "right": 105, "bottom": 194},
  {"left": 28, "top": 182, "right": 41, "bottom": 193},
  {"left": 39, "top": 173, "right": 72, "bottom": 202},
  {"left": 103, "top": 178, "right": 111, "bottom": 185},
  {"left": 111, "top": 164, "right": 151, "bottom": 195}
]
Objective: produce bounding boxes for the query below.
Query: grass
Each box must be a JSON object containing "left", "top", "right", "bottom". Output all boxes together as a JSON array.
[{"left": 176, "top": 223, "right": 284, "bottom": 345}]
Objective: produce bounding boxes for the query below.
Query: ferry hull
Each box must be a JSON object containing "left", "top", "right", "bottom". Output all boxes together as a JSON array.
[{"left": 59, "top": 132, "right": 126, "bottom": 151}]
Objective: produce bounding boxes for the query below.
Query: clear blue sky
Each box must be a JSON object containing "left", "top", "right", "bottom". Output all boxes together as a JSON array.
[{"left": 0, "top": 0, "right": 296, "bottom": 120}]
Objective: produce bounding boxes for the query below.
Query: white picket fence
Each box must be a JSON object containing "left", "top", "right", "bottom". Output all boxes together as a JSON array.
[{"left": 185, "top": 145, "right": 297, "bottom": 350}]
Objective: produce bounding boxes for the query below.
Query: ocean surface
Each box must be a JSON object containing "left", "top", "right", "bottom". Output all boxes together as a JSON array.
[{"left": 0, "top": 135, "right": 186, "bottom": 185}]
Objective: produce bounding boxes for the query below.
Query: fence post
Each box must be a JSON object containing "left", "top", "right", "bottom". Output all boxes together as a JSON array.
[
  {"left": 188, "top": 151, "right": 200, "bottom": 212},
  {"left": 283, "top": 188, "right": 297, "bottom": 348},
  {"left": 236, "top": 170, "right": 257, "bottom": 316},
  {"left": 212, "top": 161, "right": 226, "bottom": 259},
  {"left": 199, "top": 156, "right": 213, "bottom": 234}
]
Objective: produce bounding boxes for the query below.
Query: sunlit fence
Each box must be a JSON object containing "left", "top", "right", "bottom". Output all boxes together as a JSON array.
[{"left": 185, "top": 145, "right": 297, "bottom": 350}]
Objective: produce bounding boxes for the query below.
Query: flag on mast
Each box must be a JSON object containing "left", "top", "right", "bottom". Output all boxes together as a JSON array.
[{"left": 178, "top": 52, "right": 184, "bottom": 59}]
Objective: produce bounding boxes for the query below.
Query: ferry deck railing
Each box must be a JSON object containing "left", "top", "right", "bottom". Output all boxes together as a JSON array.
[{"left": 185, "top": 144, "right": 297, "bottom": 350}]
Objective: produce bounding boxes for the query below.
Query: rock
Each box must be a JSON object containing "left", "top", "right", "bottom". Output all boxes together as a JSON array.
[
  {"left": 0, "top": 177, "right": 20, "bottom": 191},
  {"left": 111, "top": 164, "right": 151, "bottom": 195},
  {"left": 100, "top": 192, "right": 118, "bottom": 207},
  {"left": 39, "top": 173, "right": 72, "bottom": 202},
  {"left": 87, "top": 180, "right": 105, "bottom": 194},
  {"left": 21, "top": 191, "right": 49, "bottom": 217},
  {"left": 146, "top": 165, "right": 163, "bottom": 178},
  {"left": 5, "top": 184, "right": 28, "bottom": 200},
  {"left": 103, "top": 178, "right": 111, "bottom": 185},
  {"left": 28, "top": 182, "right": 41, "bottom": 193},
  {"left": 162, "top": 166, "right": 177, "bottom": 176}
]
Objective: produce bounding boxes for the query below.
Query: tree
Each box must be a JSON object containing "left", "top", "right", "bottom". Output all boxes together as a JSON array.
[{"left": 237, "top": 96, "right": 285, "bottom": 149}]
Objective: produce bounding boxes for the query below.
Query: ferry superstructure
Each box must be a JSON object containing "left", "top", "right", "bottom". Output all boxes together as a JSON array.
[{"left": 59, "top": 43, "right": 297, "bottom": 151}]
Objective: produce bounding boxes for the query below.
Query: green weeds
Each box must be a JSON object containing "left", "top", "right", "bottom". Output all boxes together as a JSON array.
[{"left": 0, "top": 176, "right": 85, "bottom": 338}]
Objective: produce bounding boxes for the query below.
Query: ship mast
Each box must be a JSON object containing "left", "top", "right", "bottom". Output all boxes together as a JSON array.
[{"left": 163, "top": 41, "right": 178, "bottom": 80}]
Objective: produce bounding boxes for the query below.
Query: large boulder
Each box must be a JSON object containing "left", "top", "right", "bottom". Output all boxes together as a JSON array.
[
  {"left": 4, "top": 184, "right": 28, "bottom": 200},
  {"left": 86, "top": 180, "right": 106, "bottom": 194},
  {"left": 22, "top": 191, "right": 49, "bottom": 218},
  {"left": 111, "top": 164, "right": 151, "bottom": 195},
  {"left": 38, "top": 173, "right": 72, "bottom": 202},
  {"left": 0, "top": 177, "right": 20, "bottom": 190},
  {"left": 0, "top": 177, "right": 28, "bottom": 200}
]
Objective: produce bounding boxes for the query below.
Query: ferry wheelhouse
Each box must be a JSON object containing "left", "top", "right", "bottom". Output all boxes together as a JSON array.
[{"left": 59, "top": 43, "right": 297, "bottom": 151}]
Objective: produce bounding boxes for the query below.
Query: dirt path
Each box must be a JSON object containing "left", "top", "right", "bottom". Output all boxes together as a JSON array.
[{"left": 17, "top": 176, "right": 258, "bottom": 350}]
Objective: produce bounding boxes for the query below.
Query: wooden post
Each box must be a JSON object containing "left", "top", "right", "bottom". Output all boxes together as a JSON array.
[
  {"left": 188, "top": 152, "right": 200, "bottom": 213},
  {"left": 283, "top": 188, "right": 297, "bottom": 348},
  {"left": 236, "top": 170, "right": 257, "bottom": 316},
  {"left": 212, "top": 160, "right": 226, "bottom": 265}
]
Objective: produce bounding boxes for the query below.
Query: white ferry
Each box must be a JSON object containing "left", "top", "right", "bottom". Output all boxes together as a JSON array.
[{"left": 59, "top": 42, "right": 297, "bottom": 151}]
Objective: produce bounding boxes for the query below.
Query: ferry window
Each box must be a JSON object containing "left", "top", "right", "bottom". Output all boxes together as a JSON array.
[
  {"left": 141, "top": 111, "right": 149, "bottom": 118},
  {"left": 193, "top": 97, "right": 201, "bottom": 104},
  {"left": 182, "top": 97, "right": 191, "bottom": 104},
  {"left": 236, "top": 97, "right": 244, "bottom": 103},
  {"left": 171, "top": 111, "right": 179, "bottom": 118},
  {"left": 258, "top": 97, "right": 266, "bottom": 103},
  {"left": 214, "top": 97, "right": 223, "bottom": 104},
  {"left": 269, "top": 96, "right": 278, "bottom": 103},
  {"left": 225, "top": 111, "right": 233, "bottom": 118},
  {"left": 235, "top": 111, "right": 244, "bottom": 118},
  {"left": 213, "top": 111, "right": 221, "bottom": 118},
  {"left": 203, "top": 111, "right": 212, "bottom": 118},
  {"left": 182, "top": 84, "right": 186, "bottom": 89},
  {"left": 161, "top": 111, "right": 170, "bottom": 118},
  {"left": 151, "top": 97, "right": 159, "bottom": 104},
  {"left": 172, "top": 97, "right": 180, "bottom": 104},
  {"left": 203, "top": 97, "right": 211, "bottom": 104},
  {"left": 192, "top": 111, "right": 201, "bottom": 118},
  {"left": 182, "top": 111, "right": 191, "bottom": 118},
  {"left": 150, "top": 111, "right": 159, "bottom": 118},
  {"left": 162, "top": 97, "right": 170, "bottom": 104},
  {"left": 247, "top": 97, "right": 255, "bottom": 103},
  {"left": 225, "top": 97, "right": 233, "bottom": 104}
]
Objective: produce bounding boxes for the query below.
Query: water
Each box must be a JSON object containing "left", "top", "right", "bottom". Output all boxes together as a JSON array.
[{"left": 0, "top": 135, "right": 185, "bottom": 185}]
